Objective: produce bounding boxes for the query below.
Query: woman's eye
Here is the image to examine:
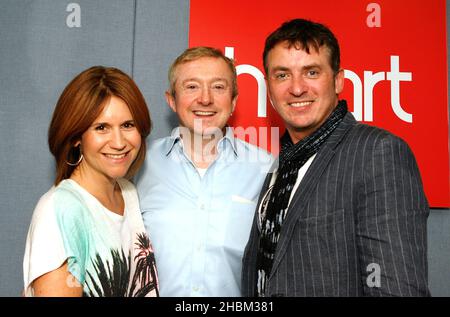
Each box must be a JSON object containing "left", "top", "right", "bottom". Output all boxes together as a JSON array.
[
  {"left": 123, "top": 122, "right": 135, "bottom": 129},
  {"left": 95, "top": 124, "right": 106, "bottom": 131}
]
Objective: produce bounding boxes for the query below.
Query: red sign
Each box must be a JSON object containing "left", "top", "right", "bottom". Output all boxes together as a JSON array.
[{"left": 189, "top": 0, "right": 449, "bottom": 207}]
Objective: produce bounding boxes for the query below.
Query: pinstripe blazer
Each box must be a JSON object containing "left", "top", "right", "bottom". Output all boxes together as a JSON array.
[{"left": 242, "top": 112, "right": 430, "bottom": 297}]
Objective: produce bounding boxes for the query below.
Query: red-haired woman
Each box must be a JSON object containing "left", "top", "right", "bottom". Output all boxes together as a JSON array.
[{"left": 23, "top": 66, "right": 158, "bottom": 297}]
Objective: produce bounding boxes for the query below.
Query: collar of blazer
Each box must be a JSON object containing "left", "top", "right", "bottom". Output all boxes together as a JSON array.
[{"left": 267, "top": 111, "right": 358, "bottom": 278}]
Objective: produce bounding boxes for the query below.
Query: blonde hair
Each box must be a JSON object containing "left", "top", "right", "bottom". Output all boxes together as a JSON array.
[{"left": 168, "top": 46, "right": 238, "bottom": 98}]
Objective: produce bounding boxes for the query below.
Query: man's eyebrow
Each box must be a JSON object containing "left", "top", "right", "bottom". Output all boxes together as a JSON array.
[
  {"left": 181, "top": 77, "right": 200, "bottom": 83},
  {"left": 270, "top": 63, "right": 322, "bottom": 72},
  {"left": 302, "top": 63, "right": 322, "bottom": 69},
  {"left": 181, "top": 77, "right": 229, "bottom": 83},
  {"left": 270, "top": 66, "right": 290, "bottom": 72}
]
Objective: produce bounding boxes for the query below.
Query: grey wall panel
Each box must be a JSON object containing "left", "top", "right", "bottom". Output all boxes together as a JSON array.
[
  {"left": 428, "top": 211, "right": 450, "bottom": 296},
  {"left": 132, "top": 0, "right": 190, "bottom": 141}
]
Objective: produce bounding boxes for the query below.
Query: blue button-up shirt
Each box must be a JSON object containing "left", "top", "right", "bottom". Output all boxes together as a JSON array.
[{"left": 136, "top": 127, "right": 273, "bottom": 297}]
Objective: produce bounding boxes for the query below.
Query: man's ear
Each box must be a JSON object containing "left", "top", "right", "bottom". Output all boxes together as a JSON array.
[
  {"left": 231, "top": 95, "right": 238, "bottom": 113},
  {"left": 334, "top": 69, "right": 345, "bottom": 94},
  {"left": 165, "top": 90, "right": 177, "bottom": 113}
]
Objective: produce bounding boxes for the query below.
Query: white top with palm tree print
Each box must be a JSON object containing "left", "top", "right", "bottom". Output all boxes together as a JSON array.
[{"left": 23, "top": 178, "right": 159, "bottom": 297}]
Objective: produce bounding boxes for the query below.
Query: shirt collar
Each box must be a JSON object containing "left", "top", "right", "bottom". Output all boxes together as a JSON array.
[
  {"left": 164, "top": 126, "right": 238, "bottom": 157},
  {"left": 164, "top": 127, "right": 182, "bottom": 156},
  {"left": 218, "top": 127, "right": 238, "bottom": 156}
]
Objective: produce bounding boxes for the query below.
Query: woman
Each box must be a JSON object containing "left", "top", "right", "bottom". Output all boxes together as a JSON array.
[{"left": 23, "top": 66, "right": 159, "bottom": 297}]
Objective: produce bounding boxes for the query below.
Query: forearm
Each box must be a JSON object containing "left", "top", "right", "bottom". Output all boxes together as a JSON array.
[{"left": 31, "top": 261, "right": 83, "bottom": 297}]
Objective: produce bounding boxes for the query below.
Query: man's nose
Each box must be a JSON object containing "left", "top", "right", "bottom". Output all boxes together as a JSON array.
[
  {"left": 198, "top": 86, "right": 212, "bottom": 105},
  {"left": 289, "top": 75, "right": 307, "bottom": 97}
]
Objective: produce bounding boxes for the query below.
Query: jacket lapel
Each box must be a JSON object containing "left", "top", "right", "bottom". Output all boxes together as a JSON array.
[
  {"left": 253, "top": 158, "right": 278, "bottom": 231},
  {"left": 256, "top": 170, "right": 275, "bottom": 207},
  {"left": 269, "top": 112, "right": 357, "bottom": 277}
]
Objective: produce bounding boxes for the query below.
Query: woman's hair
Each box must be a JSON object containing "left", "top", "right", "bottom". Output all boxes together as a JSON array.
[{"left": 48, "top": 66, "right": 151, "bottom": 185}]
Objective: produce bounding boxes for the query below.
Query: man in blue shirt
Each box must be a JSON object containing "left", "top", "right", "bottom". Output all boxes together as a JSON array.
[{"left": 136, "top": 47, "right": 273, "bottom": 297}]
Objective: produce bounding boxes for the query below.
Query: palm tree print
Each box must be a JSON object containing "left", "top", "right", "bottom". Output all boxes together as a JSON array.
[
  {"left": 129, "top": 232, "right": 159, "bottom": 297},
  {"left": 83, "top": 232, "right": 159, "bottom": 297},
  {"left": 83, "top": 249, "right": 130, "bottom": 297}
]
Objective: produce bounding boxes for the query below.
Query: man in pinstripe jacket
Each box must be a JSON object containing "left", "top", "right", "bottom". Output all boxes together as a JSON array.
[{"left": 241, "top": 19, "right": 430, "bottom": 296}]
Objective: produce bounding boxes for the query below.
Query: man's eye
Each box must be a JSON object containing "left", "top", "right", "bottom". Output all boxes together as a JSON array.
[
  {"left": 275, "top": 73, "right": 288, "bottom": 80},
  {"left": 213, "top": 85, "right": 225, "bottom": 90},
  {"left": 307, "top": 70, "right": 319, "bottom": 78}
]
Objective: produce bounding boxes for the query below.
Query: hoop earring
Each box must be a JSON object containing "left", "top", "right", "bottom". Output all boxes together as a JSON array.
[{"left": 65, "top": 146, "right": 83, "bottom": 166}]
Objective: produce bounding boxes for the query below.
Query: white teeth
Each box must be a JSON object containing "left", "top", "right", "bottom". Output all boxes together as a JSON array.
[
  {"left": 105, "top": 153, "right": 126, "bottom": 159},
  {"left": 289, "top": 101, "right": 313, "bottom": 107},
  {"left": 194, "top": 111, "right": 215, "bottom": 116}
]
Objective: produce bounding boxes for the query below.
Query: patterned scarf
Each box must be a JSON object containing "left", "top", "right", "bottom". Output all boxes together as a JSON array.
[{"left": 255, "top": 100, "right": 348, "bottom": 296}]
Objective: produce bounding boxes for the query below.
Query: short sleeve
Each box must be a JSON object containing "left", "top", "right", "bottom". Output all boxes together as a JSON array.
[
  {"left": 23, "top": 186, "right": 90, "bottom": 296},
  {"left": 53, "top": 188, "right": 90, "bottom": 285}
]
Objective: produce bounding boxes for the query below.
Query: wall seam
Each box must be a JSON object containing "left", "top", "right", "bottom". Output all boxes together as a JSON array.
[{"left": 131, "top": 0, "right": 137, "bottom": 77}]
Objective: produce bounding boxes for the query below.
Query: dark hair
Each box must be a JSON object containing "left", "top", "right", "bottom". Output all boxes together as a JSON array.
[
  {"left": 48, "top": 66, "right": 151, "bottom": 185},
  {"left": 168, "top": 46, "right": 238, "bottom": 98},
  {"left": 263, "top": 19, "right": 340, "bottom": 74}
]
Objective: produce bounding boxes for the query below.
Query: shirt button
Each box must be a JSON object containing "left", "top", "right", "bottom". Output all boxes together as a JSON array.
[
  {"left": 200, "top": 203, "right": 205, "bottom": 210},
  {"left": 193, "top": 286, "right": 199, "bottom": 292}
]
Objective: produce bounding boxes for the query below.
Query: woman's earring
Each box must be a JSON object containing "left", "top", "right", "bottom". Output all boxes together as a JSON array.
[{"left": 65, "top": 145, "right": 83, "bottom": 166}]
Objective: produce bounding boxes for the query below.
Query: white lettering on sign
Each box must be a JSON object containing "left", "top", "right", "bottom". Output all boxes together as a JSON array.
[
  {"left": 347, "top": 55, "right": 413, "bottom": 122},
  {"left": 225, "top": 47, "right": 267, "bottom": 118}
]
